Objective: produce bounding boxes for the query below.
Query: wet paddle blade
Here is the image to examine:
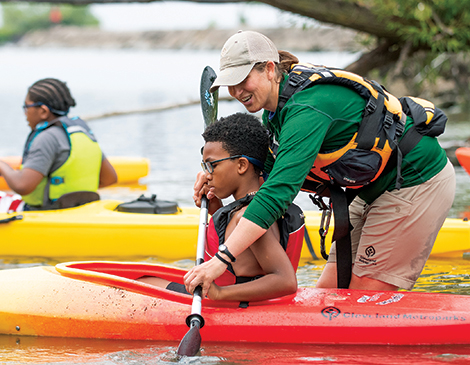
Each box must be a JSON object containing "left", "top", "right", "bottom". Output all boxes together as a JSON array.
[
  {"left": 200, "top": 65, "right": 218, "bottom": 129},
  {"left": 177, "top": 322, "right": 201, "bottom": 357}
]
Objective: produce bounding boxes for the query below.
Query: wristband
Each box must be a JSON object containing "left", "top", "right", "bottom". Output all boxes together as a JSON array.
[
  {"left": 215, "top": 252, "right": 230, "bottom": 266},
  {"left": 218, "top": 244, "right": 236, "bottom": 262}
]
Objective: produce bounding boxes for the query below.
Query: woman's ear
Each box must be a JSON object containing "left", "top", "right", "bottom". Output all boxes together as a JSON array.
[{"left": 265, "top": 61, "right": 276, "bottom": 81}]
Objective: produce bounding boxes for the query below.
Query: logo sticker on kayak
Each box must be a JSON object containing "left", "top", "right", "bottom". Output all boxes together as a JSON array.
[
  {"left": 376, "top": 293, "right": 405, "bottom": 305},
  {"left": 357, "top": 293, "right": 384, "bottom": 303},
  {"left": 321, "top": 306, "right": 341, "bottom": 321},
  {"left": 357, "top": 293, "right": 404, "bottom": 305},
  {"left": 322, "top": 295, "right": 466, "bottom": 322}
]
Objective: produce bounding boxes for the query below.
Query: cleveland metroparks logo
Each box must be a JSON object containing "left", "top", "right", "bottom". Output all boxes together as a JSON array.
[{"left": 321, "top": 306, "right": 341, "bottom": 321}]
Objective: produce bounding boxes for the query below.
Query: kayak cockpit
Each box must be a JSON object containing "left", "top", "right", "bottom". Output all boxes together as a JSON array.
[{"left": 55, "top": 261, "right": 297, "bottom": 308}]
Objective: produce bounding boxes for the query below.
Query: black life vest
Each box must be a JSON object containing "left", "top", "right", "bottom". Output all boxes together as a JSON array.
[{"left": 205, "top": 194, "right": 305, "bottom": 286}]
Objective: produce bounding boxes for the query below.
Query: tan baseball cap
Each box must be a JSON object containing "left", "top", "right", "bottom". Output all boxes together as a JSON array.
[{"left": 210, "top": 30, "right": 279, "bottom": 93}]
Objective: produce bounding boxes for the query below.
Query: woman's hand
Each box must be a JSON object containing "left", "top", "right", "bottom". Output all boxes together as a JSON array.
[{"left": 184, "top": 256, "right": 228, "bottom": 298}]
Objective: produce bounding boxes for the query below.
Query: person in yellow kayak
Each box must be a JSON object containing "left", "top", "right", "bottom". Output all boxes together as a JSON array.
[
  {"left": 139, "top": 112, "right": 305, "bottom": 302},
  {"left": 185, "top": 30, "right": 455, "bottom": 295},
  {"left": 0, "top": 78, "right": 117, "bottom": 211}
]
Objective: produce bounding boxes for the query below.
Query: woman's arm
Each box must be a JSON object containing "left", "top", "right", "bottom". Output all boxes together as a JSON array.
[
  {"left": 0, "top": 162, "right": 44, "bottom": 195},
  {"left": 98, "top": 156, "right": 117, "bottom": 187}
]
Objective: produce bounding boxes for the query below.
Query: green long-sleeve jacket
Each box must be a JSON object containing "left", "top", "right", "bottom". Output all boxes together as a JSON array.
[{"left": 243, "top": 76, "right": 448, "bottom": 230}]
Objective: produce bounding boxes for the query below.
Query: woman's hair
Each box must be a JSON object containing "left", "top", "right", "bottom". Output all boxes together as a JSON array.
[
  {"left": 202, "top": 112, "right": 269, "bottom": 174},
  {"left": 253, "top": 50, "right": 299, "bottom": 82},
  {"left": 27, "top": 78, "right": 76, "bottom": 116}
]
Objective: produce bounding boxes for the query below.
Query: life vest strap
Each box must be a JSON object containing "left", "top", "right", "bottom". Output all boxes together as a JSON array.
[
  {"left": 329, "top": 186, "right": 354, "bottom": 289},
  {"left": 278, "top": 71, "right": 313, "bottom": 110},
  {"left": 309, "top": 194, "right": 331, "bottom": 261},
  {"left": 356, "top": 93, "right": 384, "bottom": 151}
]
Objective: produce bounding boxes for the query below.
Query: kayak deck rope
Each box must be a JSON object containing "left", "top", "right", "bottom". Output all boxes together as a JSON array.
[{"left": 0, "top": 215, "right": 23, "bottom": 224}]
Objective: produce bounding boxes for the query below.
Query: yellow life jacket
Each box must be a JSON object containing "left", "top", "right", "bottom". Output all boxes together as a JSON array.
[{"left": 21, "top": 117, "right": 102, "bottom": 208}]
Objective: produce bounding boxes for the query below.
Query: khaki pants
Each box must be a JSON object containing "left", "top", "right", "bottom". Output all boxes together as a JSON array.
[{"left": 327, "top": 160, "right": 455, "bottom": 290}]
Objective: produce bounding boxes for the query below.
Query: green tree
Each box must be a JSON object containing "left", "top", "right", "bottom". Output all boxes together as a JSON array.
[{"left": 0, "top": 3, "right": 99, "bottom": 43}]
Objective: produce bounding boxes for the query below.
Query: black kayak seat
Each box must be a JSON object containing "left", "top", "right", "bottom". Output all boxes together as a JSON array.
[{"left": 115, "top": 194, "right": 179, "bottom": 214}]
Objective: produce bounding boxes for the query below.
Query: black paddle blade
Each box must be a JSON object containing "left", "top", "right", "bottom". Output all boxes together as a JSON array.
[
  {"left": 200, "top": 65, "right": 219, "bottom": 129},
  {"left": 176, "top": 320, "right": 201, "bottom": 357}
]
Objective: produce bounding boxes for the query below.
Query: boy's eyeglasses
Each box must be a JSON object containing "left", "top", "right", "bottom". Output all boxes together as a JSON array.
[
  {"left": 201, "top": 155, "right": 243, "bottom": 174},
  {"left": 22, "top": 102, "right": 45, "bottom": 113}
]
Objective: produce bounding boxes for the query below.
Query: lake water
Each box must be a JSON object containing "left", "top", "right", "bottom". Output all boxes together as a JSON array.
[{"left": 1, "top": 46, "right": 470, "bottom": 364}]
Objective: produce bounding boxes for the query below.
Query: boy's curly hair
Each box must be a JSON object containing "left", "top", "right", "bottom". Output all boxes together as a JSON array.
[{"left": 202, "top": 112, "right": 269, "bottom": 174}]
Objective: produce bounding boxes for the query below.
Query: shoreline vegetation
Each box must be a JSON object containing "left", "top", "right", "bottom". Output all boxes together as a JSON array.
[
  {"left": 12, "top": 25, "right": 466, "bottom": 111},
  {"left": 9, "top": 25, "right": 469, "bottom": 160},
  {"left": 14, "top": 25, "right": 363, "bottom": 52}
]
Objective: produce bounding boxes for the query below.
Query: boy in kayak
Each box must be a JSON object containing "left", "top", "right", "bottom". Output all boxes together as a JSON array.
[
  {"left": 0, "top": 78, "right": 117, "bottom": 211},
  {"left": 139, "top": 112, "right": 305, "bottom": 302}
]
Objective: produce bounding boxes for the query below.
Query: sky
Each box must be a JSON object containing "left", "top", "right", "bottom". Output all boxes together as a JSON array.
[{"left": 90, "top": 2, "right": 316, "bottom": 31}]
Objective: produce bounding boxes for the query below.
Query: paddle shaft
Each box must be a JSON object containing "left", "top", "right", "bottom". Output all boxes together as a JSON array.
[
  {"left": 177, "top": 66, "right": 217, "bottom": 356},
  {"left": 188, "top": 196, "right": 208, "bottom": 324},
  {"left": 187, "top": 65, "right": 217, "bottom": 323}
]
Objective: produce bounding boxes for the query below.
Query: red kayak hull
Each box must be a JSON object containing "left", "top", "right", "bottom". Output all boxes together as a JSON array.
[
  {"left": 456, "top": 147, "right": 470, "bottom": 175},
  {"left": 0, "top": 261, "right": 469, "bottom": 345}
]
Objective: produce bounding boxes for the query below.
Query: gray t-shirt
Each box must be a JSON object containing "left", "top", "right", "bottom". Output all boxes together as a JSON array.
[{"left": 22, "top": 126, "right": 71, "bottom": 176}]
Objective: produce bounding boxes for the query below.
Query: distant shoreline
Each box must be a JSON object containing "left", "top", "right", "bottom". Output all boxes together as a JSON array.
[{"left": 15, "top": 25, "right": 364, "bottom": 53}]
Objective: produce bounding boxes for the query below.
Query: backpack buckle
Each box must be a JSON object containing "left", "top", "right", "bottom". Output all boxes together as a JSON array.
[
  {"left": 396, "top": 120, "right": 405, "bottom": 137},
  {"left": 288, "top": 73, "right": 306, "bottom": 87},
  {"left": 365, "top": 98, "right": 376, "bottom": 114},
  {"left": 384, "top": 113, "right": 393, "bottom": 128}
]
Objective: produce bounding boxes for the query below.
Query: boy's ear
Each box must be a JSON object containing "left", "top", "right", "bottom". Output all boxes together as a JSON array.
[{"left": 237, "top": 157, "right": 250, "bottom": 175}]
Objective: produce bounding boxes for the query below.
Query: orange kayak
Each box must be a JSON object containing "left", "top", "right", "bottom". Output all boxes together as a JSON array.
[
  {"left": 0, "top": 156, "right": 149, "bottom": 189},
  {"left": 456, "top": 147, "right": 470, "bottom": 176},
  {"left": 1, "top": 260, "right": 470, "bottom": 345}
]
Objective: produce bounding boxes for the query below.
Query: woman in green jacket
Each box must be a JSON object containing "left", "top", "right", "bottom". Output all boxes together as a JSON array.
[{"left": 185, "top": 30, "right": 455, "bottom": 296}]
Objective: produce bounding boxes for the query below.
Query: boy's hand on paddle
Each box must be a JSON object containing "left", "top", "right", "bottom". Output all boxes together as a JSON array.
[
  {"left": 207, "top": 282, "right": 221, "bottom": 301},
  {"left": 193, "top": 171, "right": 222, "bottom": 215},
  {"left": 192, "top": 171, "right": 208, "bottom": 207},
  {"left": 184, "top": 257, "right": 227, "bottom": 298}
]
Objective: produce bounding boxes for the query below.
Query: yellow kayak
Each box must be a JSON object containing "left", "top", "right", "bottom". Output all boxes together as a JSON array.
[
  {"left": 303, "top": 212, "right": 470, "bottom": 259},
  {"left": 0, "top": 156, "right": 149, "bottom": 189},
  {"left": 0, "top": 199, "right": 468, "bottom": 261}
]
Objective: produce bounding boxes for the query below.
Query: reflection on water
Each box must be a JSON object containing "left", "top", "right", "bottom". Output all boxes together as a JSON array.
[
  {"left": 296, "top": 257, "right": 470, "bottom": 296},
  {"left": 3, "top": 335, "right": 470, "bottom": 364},
  {"left": 0, "top": 336, "right": 170, "bottom": 363},
  {"left": 415, "top": 258, "right": 470, "bottom": 295}
]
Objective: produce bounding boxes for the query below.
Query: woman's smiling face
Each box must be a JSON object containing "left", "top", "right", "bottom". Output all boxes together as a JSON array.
[{"left": 227, "top": 62, "right": 279, "bottom": 113}]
